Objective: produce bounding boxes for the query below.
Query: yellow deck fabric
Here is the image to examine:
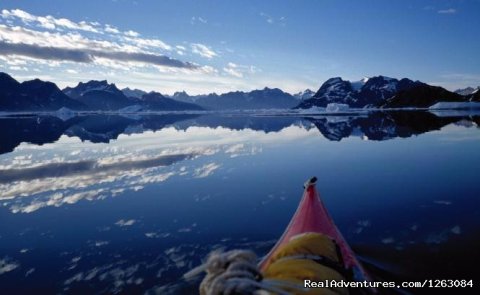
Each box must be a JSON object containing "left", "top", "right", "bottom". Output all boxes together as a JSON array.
[{"left": 262, "top": 233, "right": 349, "bottom": 295}]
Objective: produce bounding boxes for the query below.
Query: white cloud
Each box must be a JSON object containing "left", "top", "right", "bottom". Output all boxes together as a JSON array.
[
  {"left": 260, "top": 12, "right": 274, "bottom": 24},
  {"left": 249, "top": 65, "right": 260, "bottom": 74},
  {"left": 0, "top": 25, "right": 194, "bottom": 68},
  {"left": 259, "top": 12, "right": 286, "bottom": 26},
  {"left": 198, "top": 65, "right": 218, "bottom": 74},
  {"left": 0, "top": 24, "right": 129, "bottom": 52},
  {"left": 222, "top": 62, "right": 260, "bottom": 78},
  {"left": 191, "top": 16, "right": 207, "bottom": 25},
  {"left": 123, "top": 36, "right": 171, "bottom": 51},
  {"left": 105, "top": 24, "right": 120, "bottom": 34},
  {"left": 124, "top": 30, "right": 139, "bottom": 37},
  {"left": 437, "top": 8, "right": 456, "bottom": 14},
  {"left": 223, "top": 62, "right": 243, "bottom": 78},
  {"left": 9, "top": 65, "right": 28, "bottom": 71},
  {"left": 1, "top": 9, "right": 100, "bottom": 33},
  {"left": 1, "top": 9, "right": 35, "bottom": 22},
  {"left": 0, "top": 8, "right": 291, "bottom": 95},
  {"left": 191, "top": 43, "right": 217, "bottom": 59}
]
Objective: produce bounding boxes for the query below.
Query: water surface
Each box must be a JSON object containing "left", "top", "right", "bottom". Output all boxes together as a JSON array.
[{"left": 0, "top": 111, "right": 479, "bottom": 294}]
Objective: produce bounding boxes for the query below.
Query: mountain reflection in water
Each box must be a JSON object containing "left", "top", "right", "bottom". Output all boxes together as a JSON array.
[
  {"left": 1, "top": 111, "right": 479, "bottom": 155},
  {"left": 0, "top": 110, "right": 479, "bottom": 294}
]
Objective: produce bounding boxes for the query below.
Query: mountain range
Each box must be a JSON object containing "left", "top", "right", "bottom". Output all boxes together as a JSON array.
[
  {"left": 168, "top": 87, "right": 299, "bottom": 110},
  {"left": 1, "top": 71, "right": 479, "bottom": 112},
  {"left": 0, "top": 72, "right": 85, "bottom": 111},
  {"left": 63, "top": 80, "right": 202, "bottom": 111},
  {"left": 297, "top": 76, "right": 478, "bottom": 109}
]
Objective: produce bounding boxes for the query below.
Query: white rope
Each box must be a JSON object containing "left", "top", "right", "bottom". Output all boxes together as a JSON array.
[{"left": 187, "top": 249, "right": 303, "bottom": 295}]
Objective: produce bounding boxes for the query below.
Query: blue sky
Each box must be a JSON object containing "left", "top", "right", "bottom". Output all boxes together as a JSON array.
[{"left": 0, "top": 0, "right": 479, "bottom": 94}]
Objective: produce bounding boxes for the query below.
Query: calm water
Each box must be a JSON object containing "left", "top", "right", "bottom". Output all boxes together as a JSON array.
[{"left": 0, "top": 111, "right": 479, "bottom": 294}]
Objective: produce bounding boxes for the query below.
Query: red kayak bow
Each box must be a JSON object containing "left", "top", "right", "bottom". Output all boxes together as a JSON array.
[{"left": 260, "top": 177, "right": 371, "bottom": 283}]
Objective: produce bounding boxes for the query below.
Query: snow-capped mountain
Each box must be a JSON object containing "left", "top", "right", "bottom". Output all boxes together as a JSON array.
[
  {"left": 167, "top": 87, "right": 298, "bottom": 110},
  {"left": 2, "top": 70, "right": 476, "bottom": 112},
  {"left": 455, "top": 86, "right": 479, "bottom": 102},
  {"left": 0, "top": 72, "right": 85, "bottom": 111},
  {"left": 455, "top": 86, "right": 479, "bottom": 96},
  {"left": 469, "top": 89, "right": 480, "bottom": 102},
  {"left": 310, "top": 77, "right": 354, "bottom": 105},
  {"left": 122, "top": 87, "right": 147, "bottom": 99},
  {"left": 167, "top": 91, "right": 201, "bottom": 103},
  {"left": 357, "top": 76, "right": 420, "bottom": 106},
  {"left": 295, "top": 75, "right": 470, "bottom": 109},
  {"left": 382, "top": 83, "right": 464, "bottom": 108},
  {"left": 350, "top": 77, "right": 370, "bottom": 91},
  {"left": 296, "top": 76, "right": 420, "bottom": 108},
  {"left": 63, "top": 80, "right": 133, "bottom": 110},
  {"left": 63, "top": 80, "right": 123, "bottom": 99},
  {"left": 139, "top": 91, "right": 203, "bottom": 111},
  {"left": 293, "top": 89, "right": 315, "bottom": 100},
  {"left": 62, "top": 80, "right": 203, "bottom": 111}
]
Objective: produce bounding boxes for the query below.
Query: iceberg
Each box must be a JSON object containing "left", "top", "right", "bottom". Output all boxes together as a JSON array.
[
  {"left": 325, "top": 103, "right": 350, "bottom": 113},
  {"left": 54, "top": 107, "right": 76, "bottom": 121},
  {"left": 297, "top": 106, "right": 326, "bottom": 114},
  {"left": 429, "top": 101, "right": 480, "bottom": 110}
]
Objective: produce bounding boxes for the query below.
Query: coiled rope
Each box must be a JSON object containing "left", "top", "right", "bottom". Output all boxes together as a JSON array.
[{"left": 184, "top": 249, "right": 305, "bottom": 295}]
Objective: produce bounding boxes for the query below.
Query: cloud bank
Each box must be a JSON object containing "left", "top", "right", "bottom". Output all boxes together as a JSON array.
[
  {"left": 0, "top": 8, "right": 268, "bottom": 95},
  {"left": 0, "top": 10, "right": 200, "bottom": 69}
]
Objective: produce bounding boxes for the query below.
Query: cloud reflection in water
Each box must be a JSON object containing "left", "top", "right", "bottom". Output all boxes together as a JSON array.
[{"left": 0, "top": 125, "right": 316, "bottom": 213}]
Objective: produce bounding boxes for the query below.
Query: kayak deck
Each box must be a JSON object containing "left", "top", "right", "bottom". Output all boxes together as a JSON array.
[{"left": 259, "top": 177, "right": 370, "bottom": 283}]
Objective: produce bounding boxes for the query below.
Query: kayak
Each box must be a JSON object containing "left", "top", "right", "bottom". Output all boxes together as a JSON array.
[
  {"left": 191, "top": 177, "right": 375, "bottom": 294},
  {"left": 259, "top": 177, "right": 372, "bottom": 284}
]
